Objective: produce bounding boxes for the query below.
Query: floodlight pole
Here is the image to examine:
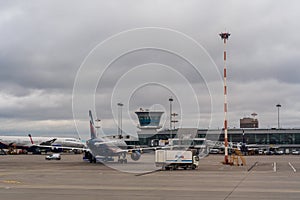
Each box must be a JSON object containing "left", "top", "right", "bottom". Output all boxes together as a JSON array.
[
  {"left": 219, "top": 32, "right": 231, "bottom": 164},
  {"left": 169, "top": 97, "right": 173, "bottom": 138},
  {"left": 117, "top": 103, "right": 124, "bottom": 138},
  {"left": 276, "top": 104, "right": 281, "bottom": 129}
]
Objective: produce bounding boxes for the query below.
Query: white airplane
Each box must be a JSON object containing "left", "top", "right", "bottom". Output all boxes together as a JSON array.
[
  {"left": 0, "top": 134, "right": 86, "bottom": 154},
  {"left": 84, "top": 110, "right": 153, "bottom": 163}
]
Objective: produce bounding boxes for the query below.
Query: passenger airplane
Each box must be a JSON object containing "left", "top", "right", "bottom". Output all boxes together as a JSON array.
[
  {"left": 0, "top": 134, "right": 86, "bottom": 154},
  {"left": 84, "top": 110, "right": 148, "bottom": 163}
]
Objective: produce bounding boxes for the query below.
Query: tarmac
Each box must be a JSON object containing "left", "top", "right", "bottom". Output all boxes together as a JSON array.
[{"left": 0, "top": 153, "right": 300, "bottom": 200}]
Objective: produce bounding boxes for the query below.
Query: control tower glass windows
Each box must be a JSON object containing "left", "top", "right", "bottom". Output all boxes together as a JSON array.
[{"left": 136, "top": 112, "right": 162, "bottom": 127}]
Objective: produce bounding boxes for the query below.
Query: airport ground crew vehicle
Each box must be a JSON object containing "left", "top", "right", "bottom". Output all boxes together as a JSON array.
[{"left": 155, "top": 150, "right": 199, "bottom": 170}]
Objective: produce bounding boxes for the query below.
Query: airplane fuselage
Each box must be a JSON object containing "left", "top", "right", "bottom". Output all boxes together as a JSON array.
[
  {"left": 0, "top": 136, "right": 85, "bottom": 150},
  {"left": 86, "top": 137, "right": 127, "bottom": 158}
]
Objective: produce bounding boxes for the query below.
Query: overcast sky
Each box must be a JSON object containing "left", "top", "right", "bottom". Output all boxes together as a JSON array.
[{"left": 1, "top": 0, "right": 300, "bottom": 139}]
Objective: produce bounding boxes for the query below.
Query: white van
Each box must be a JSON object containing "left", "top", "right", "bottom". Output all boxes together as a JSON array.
[{"left": 45, "top": 153, "right": 61, "bottom": 160}]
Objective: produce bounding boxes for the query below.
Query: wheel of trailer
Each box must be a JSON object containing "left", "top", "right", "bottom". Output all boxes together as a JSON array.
[{"left": 124, "top": 159, "right": 127, "bottom": 164}]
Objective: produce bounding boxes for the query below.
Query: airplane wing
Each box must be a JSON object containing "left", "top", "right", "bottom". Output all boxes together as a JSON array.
[
  {"left": 31, "top": 144, "right": 89, "bottom": 152},
  {"left": 8, "top": 142, "right": 15, "bottom": 147},
  {"left": 28, "top": 134, "right": 57, "bottom": 146},
  {"left": 115, "top": 146, "right": 161, "bottom": 154},
  {"left": 39, "top": 138, "right": 57, "bottom": 146},
  {"left": 93, "top": 141, "right": 121, "bottom": 146},
  {"left": 30, "top": 140, "right": 158, "bottom": 154}
]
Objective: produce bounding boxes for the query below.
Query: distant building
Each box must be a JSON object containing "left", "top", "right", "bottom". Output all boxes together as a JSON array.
[
  {"left": 131, "top": 128, "right": 300, "bottom": 150},
  {"left": 240, "top": 117, "right": 259, "bottom": 128}
]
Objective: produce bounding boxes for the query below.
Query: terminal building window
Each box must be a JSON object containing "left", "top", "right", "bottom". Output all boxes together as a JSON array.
[
  {"left": 255, "top": 134, "right": 267, "bottom": 144},
  {"left": 269, "top": 134, "right": 280, "bottom": 144},
  {"left": 295, "top": 133, "right": 300, "bottom": 144}
]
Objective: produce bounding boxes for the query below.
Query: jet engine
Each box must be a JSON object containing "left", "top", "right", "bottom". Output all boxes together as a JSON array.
[{"left": 130, "top": 151, "right": 141, "bottom": 161}]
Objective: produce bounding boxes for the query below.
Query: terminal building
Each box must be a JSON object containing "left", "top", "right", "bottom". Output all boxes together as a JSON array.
[
  {"left": 132, "top": 109, "right": 300, "bottom": 150},
  {"left": 138, "top": 128, "right": 300, "bottom": 146},
  {"left": 240, "top": 117, "right": 259, "bottom": 128}
]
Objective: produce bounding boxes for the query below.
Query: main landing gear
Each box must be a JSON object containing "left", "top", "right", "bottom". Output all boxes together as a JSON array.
[{"left": 117, "top": 153, "right": 127, "bottom": 164}]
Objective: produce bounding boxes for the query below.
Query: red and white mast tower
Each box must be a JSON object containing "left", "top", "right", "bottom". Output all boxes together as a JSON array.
[{"left": 219, "top": 31, "right": 230, "bottom": 164}]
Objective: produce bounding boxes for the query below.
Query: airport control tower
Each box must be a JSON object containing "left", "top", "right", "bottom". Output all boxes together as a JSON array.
[{"left": 135, "top": 108, "right": 164, "bottom": 138}]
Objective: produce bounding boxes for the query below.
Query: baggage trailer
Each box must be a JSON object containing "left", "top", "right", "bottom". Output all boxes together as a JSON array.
[{"left": 155, "top": 150, "right": 199, "bottom": 170}]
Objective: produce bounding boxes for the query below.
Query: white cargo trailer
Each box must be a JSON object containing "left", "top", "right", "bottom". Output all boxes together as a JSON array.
[{"left": 155, "top": 150, "right": 199, "bottom": 170}]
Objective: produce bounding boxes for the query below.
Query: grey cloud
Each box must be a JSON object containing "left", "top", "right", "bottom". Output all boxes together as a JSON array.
[{"left": 1, "top": 0, "right": 300, "bottom": 136}]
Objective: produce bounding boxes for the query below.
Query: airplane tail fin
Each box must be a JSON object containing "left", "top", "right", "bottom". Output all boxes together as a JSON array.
[
  {"left": 28, "top": 134, "right": 34, "bottom": 145},
  {"left": 89, "top": 110, "right": 97, "bottom": 139}
]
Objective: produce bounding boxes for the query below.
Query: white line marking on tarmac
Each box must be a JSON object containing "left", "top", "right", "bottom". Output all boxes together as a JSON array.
[
  {"left": 288, "top": 162, "right": 297, "bottom": 173},
  {"left": 273, "top": 162, "right": 276, "bottom": 172}
]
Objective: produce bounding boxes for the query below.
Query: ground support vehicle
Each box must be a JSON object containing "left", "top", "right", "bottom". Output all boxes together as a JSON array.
[
  {"left": 45, "top": 153, "right": 61, "bottom": 160},
  {"left": 155, "top": 150, "right": 199, "bottom": 170}
]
